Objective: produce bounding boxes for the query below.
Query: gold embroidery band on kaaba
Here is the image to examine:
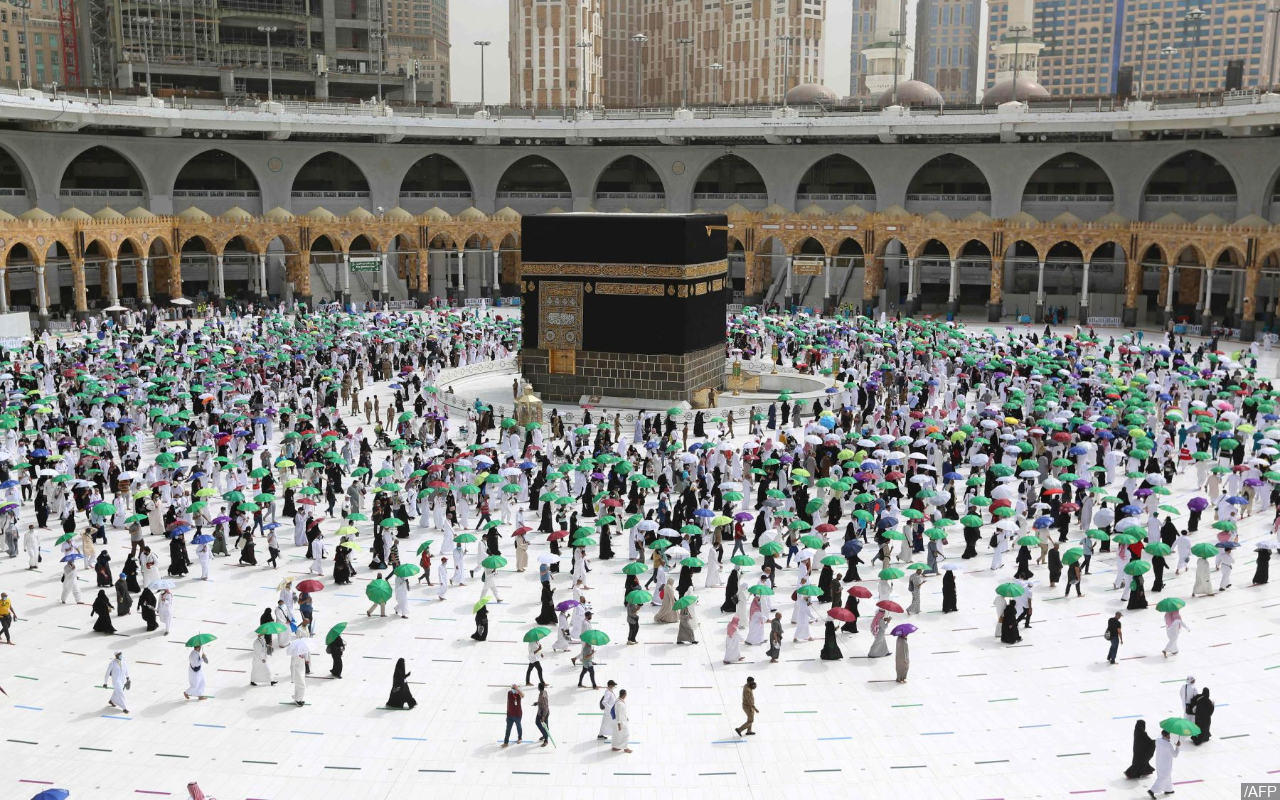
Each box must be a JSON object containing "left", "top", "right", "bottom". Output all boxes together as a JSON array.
[
  {"left": 594, "top": 282, "right": 665, "bottom": 297},
  {"left": 521, "top": 260, "right": 728, "bottom": 280}
]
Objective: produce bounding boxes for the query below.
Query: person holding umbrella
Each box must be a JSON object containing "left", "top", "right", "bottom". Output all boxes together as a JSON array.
[
  {"left": 893, "top": 623, "right": 916, "bottom": 682},
  {"left": 184, "top": 642, "right": 210, "bottom": 700},
  {"left": 250, "top": 632, "right": 275, "bottom": 686},
  {"left": 325, "top": 624, "right": 346, "bottom": 679}
]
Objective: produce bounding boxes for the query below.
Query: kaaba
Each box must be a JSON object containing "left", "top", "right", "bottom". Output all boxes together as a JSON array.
[{"left": 518, "top": 213, "right": 729, "bottom": 403}]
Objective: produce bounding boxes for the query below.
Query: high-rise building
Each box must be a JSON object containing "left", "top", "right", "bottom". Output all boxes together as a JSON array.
[
  {"left": 985, "top": 0, "right": 1280, "bottom": 97},
  {"left": 99, "top": 0, "right": 443, "bottom": 103},
  {"left": 849, "top": 0, "right": 878, "bottom": 96},
  {"left": 0, "top": 6, "right": 62, "bottom": 87},
  {"left": 384, "top": 0, "right": 451, "bottom": 103},
  {"left": 913, "top": 0, "right": 982, "bottom": 102},
  {"left": 576, "top": 0, "right": 825, "bottom": 109},
  {"left": 508, "top": 0, "right": 602, "bottom": 108}
]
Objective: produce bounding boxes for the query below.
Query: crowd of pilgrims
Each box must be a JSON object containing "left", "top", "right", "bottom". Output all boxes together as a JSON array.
[{"left": 3, "top": 307, "right": 1274, "bottom": 770}]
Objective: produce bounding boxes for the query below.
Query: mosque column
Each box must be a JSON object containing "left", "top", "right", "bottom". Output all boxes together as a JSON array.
[
  {"left": 213, "top": 255, "right": 225, "bottom": 300},
  {"left": 0, "top": 268, "right": 9, "bottom": 314},
  {"left": 294, "top": 251, "right": 311, "bottom": 309},
  {"left": 905, "top": 257, "right": 917, "bottom": 314},
  {"left": 1225, "top": 268, "right": 1239, "bottom": 326},
  {"left": 1266, "top": 272, "right": 1278, "bottom": 330},
  {"left": 1233, "top": 269, "right": 1246, "bottom": 323},
  {"left": 71, "top": 257, "right": 88, "bottom": 319},
  {"left": 1122, "top": 257, "right": 1140, "bottom": 327},
  {"left": 1034, "top": 260, "right": 1046, "bottom": 323},
  {"left": 862, "top": 253, "right": 881, "bottom": 316},
  {"left": 415, "top": 249, "right": 430, "bottom": 306},
  {"left": 1240, "top": 263, "right": 1260, "bottom": 341},
  {"left": 947, "top": 258, "right": 959, "bottom": 317},
  {"left": 1200, "top": 268, "right": 1214, "bottom": 336},
  {"left": 138, "top": 257, "right": 152, "bottom": 307},
  {"left": 823, "top": 256, "right": 834, "bottom": 315},
  {"left": 34, "top": 264, "right": 48, "bottom": 328},
  {"left": 340, "top": 252, "right": 352, "bottom": 307},
  {"left": 742, "top": 251, "right": 759, "bottom": 303},
  {"left": 987, "top": 257, "right": 1003, "bottom": 322},
  {"left": 1078, "top": 260, "right": 1091, "bottom": 324},
  {"left": 381, "top": 248, "right": 393, "bottom": 302},
  {"left": 257, "top": 254, "right": 269, "bottom": 300},
  {"left": 1163, "top": 265, "right": 1177, "bottom": 325},
  {"left": 455, "top": 248, "right": 466, "bottom": 303}
]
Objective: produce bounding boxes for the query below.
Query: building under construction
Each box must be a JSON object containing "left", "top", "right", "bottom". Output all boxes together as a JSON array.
[{"left": 72, "top": 0, "right": 448, "bottom": 103}]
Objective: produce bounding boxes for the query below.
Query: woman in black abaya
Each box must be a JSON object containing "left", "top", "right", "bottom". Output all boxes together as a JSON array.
[
  {"left": 90, "top": 589, "right": 116, "bottom": 633},
  {"left": 720, "top": 567, "right": 740, "bottom": 613},
  {"left": 139, "top": 588, "right": 158, "bottom": 631},
  {"left": 1123, "top": 719, "right": 1155, "bottom": 778},
  {"left": 386, "top": 658, "right": 417, "bottom": 709},
  {"left": 999, "top": 600, "right": 1022, "bottom": 644},
  {"left": 819, "top": 620, "right": 843, "bottom": 660},
  {"left": 941, "top": 569, "right": 958, "bottom": 613}
]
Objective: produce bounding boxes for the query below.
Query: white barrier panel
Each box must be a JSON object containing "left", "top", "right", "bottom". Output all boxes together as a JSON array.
[
  {"left": 0, "top": 311, "right": 32, "bottom": 341},
  {"left": 1086, "top": 316, "right": 1121, "bottom": 328}
]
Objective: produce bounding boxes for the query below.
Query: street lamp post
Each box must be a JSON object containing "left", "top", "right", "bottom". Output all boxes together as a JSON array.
[
  {"left": 1183, "top": 7, "right": 1207, "bottom": 95},
  {"left": 776, "top": 34, "right": 795, "bottom": 104},
  {"left": 631, "top": 33, "right": 647, "bottom": 107},
  {"left": 576, "top": 40, "right": 592, "bottom": 109},
  {"left": 1161, "top": 44, "right": 1179, "bottom": 92},
  {"left": 257, "top": 25, "right": 277, "bottom": 101},
  {"left": 474, "top": 40, "right": 491, "bottom": 107},
  {"left": 709, "top": 61, "right": 724, "bottom": 105},
  {"left": 1266, "top": 7, "right": 1280, "bottom": 92},
  {"left": 677, "top": 36, "right": 693, "bottom": 108},
  {"left": 888, "top": 29, "right": 905, "bottom": 105},
  {"left": 136, "top": 15, "right": 156, "bottom": 96},
  {"left": 1008, "top": 24, "right": 1028, "bottom": 103},
  {"left": 1134, "top": 19, "right": 1155, "bottom": 100}
]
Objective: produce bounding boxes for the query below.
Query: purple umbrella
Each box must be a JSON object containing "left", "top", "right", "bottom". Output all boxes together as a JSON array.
[
  {"left": 890, "top": 623, "right": 917, "bottom": 637},
  {"left": 1187, "top": 497, "right": 1209, "bottom": 511},
  {"left": 733, "top": 512, "right": 754, "bottom": 521},
  {"left": 210, "top": 515, "right": 231, "bottom": 524},
  {"left": 555, "top": 599, "right": 580, "bottom": 612}
]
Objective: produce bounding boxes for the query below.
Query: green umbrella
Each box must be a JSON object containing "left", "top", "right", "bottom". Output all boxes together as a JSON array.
[
  {"left": 680, "top": 556, "right": 705, "bottom": 568},
  {"left": 731, "top": 554, "right": 757, "bottom": 567},
  {"left": 878, "top": 567, "right": 904, "bottom": 580},
  {"left": 1155, "top": 597, "right": 1185, "bottom": 612},
  {"left": 480, "top": 555, "right": 508, "bottom": 570},
  {"left": 453, "top": 533, "right": 477, "bottom": 544},
  {"left": 626, "top": 590, "right": 653, "bottom": 605},
  {"left": 255, "top": 622, "right": 287, "bottom": 635},
  {"left": 523, "top": 627, "right": 551, "bottom": 643},
  {"left": 415, "top": 540, "right": 434, "bottom": 555},
  {"left": 995, "top": 582, "right": 1025, "bottom": 598},
  {"left": 366, "top": 578, "right": 393, "bottom": 605},
  {"left": 393, "top": 563, "right": 421, "bottom": 577},
  {"left": 1191, "top": 543, "right": 1218, "bottom": 559},
  {"left": 621, "top": 561, "right": 647, "bottom": 575},
  {"left": 324, "top": 622, "right": 347, "bottom": 645},
  {"left": 759, "top": 541, "right": 784, "bottom": 557},
  {"left": 1123, "top": 560, "right": 1151, "bottom": 576},
  {"left": 580, "top": 630, "right": 610, "bottom": 646},
  {"left": 55, "top": 531, "right": 76, "bottom": 544},
  {"left": 819, "top": 554, "right": 845, "bottom": 566},
  {"left": 1016, "top": 535, "right": 1040, "bottom": 546},
  {"left": 673, "top": 595, "right": 699, "bottom": 610},
  {"left": 747, "top": 583, "right": 775, "bottom": 596},
  {"left": 1145, "top": 543, "right": 1172, "bottom": 557},
  {"left": 1159, "top": 718, "right": 1201, "bottom": 737},
  {"left": 959, "top": 514, "right": 984, "bottom": 527},
  {"left": 797, "top": 584, "right": 823, "bottom": 596},
  {"left": 1060, "top": 547, "right": 1084, "bottom": 565},
  {"left": 185, "top": 633, "right": 217, "bottom": 647}
]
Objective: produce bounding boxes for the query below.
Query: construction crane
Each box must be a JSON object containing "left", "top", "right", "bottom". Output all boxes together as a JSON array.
[{"left": 56, "top": 0, "right": 81, "bottom": 86}]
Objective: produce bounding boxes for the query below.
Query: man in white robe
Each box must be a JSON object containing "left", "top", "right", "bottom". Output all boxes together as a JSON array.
[
  {"left": 597, "top": 681, "right": 617, "bottom": 740},
  {"left": 1147, "top": 731, "right": 1179, "bottom": 796},
  {"left": 290, "top": 649, "right": 308, "bottom": 706},
  {"left": 103, "top": 652, "right": 130, "bottom": 713},
  {"left": 610, "top": 689, "right": 631, "bottom": 753}
]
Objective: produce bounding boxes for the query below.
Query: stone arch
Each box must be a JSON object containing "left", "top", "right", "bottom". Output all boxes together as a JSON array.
[
  {"left": 911, "top": 238, "right": 952, "bottom": 260},
  {"left": 593, "top": 155, "right": 668, "bottom": 208},
  {"left": 59, "top": 145, "right": 149, "bottom": 206},
  {"left": 792, "top": 236, "right": 826, "bottom": 256},
  {"left": 1172, "top": 243, "right": 1209, "bottom": 267},
  {"left": 291, "top": 152, "right": 370, "bottom": 195},
  {"left": 173, "top": 149, "right": 262, "bottom": 196},
  {"left": 496, "top": 155, "right": 572, "bottom": 197},
  {"left": 1021, "top": 153, "right": 1115, "bottom": 200},
  {"left": 1089, "top": 241, "right": 1126, "bottom": 263},
  {"left": 1141, "top": 150, "right": 1238, "bottom": 221},
  {"left": 692, "top": 155, "right": 767, "bottom": 204},
  {"left": 3, "top": 241, "right": 38, "bottom": 309},
  {"left": 795, "top": 154, "right": 876, "bottom": 202},
  {"left": 178, "top": 235, "right": 219, "bottom": 298},
  {"left": 0, "top": 144, "right": 33, "bottom": 209},
  {"left": 399, "top": 154, "right": 475, "bottom": 203},
  {"left": 906, "top": 154, "right": 991, "bottom": 198},
  {"left": 1208, "top": 243, "right": 1246, "bottom": 269}
]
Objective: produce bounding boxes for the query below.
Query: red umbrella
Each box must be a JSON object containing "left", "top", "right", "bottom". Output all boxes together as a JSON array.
[
  {"left": 827, "top": 607, "right": 855, "bottom": 622},
  {"left": 151, "top": 480, "right": 169, "bottom": 488},
  {"left": 886, "top": 470, "right": 905, "bottom": 480},
  {"left": 601, "top": 498, "right": 623, "bottom": 508},
  {"left": 296, "top": 579, "right": 324, "bottom": 593},
  {"left": 876, "top": 600, "right": 904, "bottom": 613},
  {"left": 815, "top": 523, "right": 836, "bottom": 533},
  {"left": 1051, "top": 431, "right": 1073, "bottom": 443},
  {"left": 1060, "top": 502, "right": 1080, "bottom": 512},
  {"left": 548, "top": 530, "right": 569, "bottom": 541},
  {"left": 847, "top": 585, "right": 872, "bottom": 598},
  {"left": 511, "top": 526, "right": 532, "bottom": 537},
  {"left": 1042, "top": 487, "right": 1063, "bottom": 496},
  {"left": 296, "top": 497, "right": 318, "bottom": 506}
]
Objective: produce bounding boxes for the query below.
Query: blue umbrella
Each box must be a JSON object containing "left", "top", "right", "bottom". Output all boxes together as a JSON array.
[
  {"left": 29, "top": 448, "right": 49, "bottom": 457},
  {"left": 262, "top": 522, "right": 282, "bottom": 530},
  {"left": 167, "top": 525, "right": 191, "bottom": 537},
  {"left": 1033, "top": 515, "right": 1053, "bottom": 528},
  {"left": 1120, "top": 505, "right": 1143, "bottom": 515},
  {"left": 192, "top": 534, "right": 214, "bottom": 545},
  {"left": 1215, "top": 541, "right": 1240, "bottom": 549},
  {"left": 30, "top": 789, "right": 70, "bottom": 800},
  {"left": 60, "top": 553, "right": 84, "bottom": 562},
  {"left": 943, "top": 471, "right": 963, "bottom": 481},
  {"left": 1067, "top": 445, "right": 1088, "bottom": 456},
  {"left": 1225, "top": 496, "right": 1249, "bottom": 505},
  {"left": 693, "top": 508, "right": 715, "bottom": 518}
]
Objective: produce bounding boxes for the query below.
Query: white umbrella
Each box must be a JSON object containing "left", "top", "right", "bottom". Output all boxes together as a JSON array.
[
  {"left": 636, "top": 520, "right": 659, "bottom": 532},
  {"left": 170, "top": 297, "right": 193, "bottom": 306},
  {"left": 537, "top": 552, "right": 559, "bottom": 564},
  {"left": 287, "top": 638, "right": 315, "bottom": 656},
  {"left": 996, "top": 519, "right": 1019, "bottom": 531},
  {"left": 148, "top": 579, "right": 176, "bottom": 591}
]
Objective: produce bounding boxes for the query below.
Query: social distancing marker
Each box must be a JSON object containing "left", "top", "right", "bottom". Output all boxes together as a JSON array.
[{"left": 1019, "top": 723, "right": 1052, "bottom": 729}]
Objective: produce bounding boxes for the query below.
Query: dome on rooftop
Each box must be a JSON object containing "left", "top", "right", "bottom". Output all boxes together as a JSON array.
[
  {"left": 785, "top": 83, "right": 839, "bottom": 106},
  {"left": 982, "top": 76, "right": 1051, "bottom": 105},
  {"left": 879, "top": 80, "right": 944, "bottom": 108}
]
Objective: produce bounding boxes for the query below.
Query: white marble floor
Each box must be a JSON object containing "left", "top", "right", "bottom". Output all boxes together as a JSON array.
[{"left": 1, "top": 318, "right": 1277, "bottom": 800}]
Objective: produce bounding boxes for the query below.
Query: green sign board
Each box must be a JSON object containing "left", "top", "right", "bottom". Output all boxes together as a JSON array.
[{"left": 350, "top": 258, "right": 381, "bottom": 273}]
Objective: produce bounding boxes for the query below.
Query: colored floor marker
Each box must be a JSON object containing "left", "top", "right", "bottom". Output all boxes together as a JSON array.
[
  {"left": 890, "top": 765, "right": 926, "bottom": 769},
  {"left": 155, "top": 753, "right": 189, "bottom": 759},
  {"left": 392, "top": 736, "right": 428, "bottom": 741},
  {"left": 325, "top": 766, "right": 360, "bottom": 770},
  {"left": 14, "top": 704, "right": 42, "bottom": 711},
  {"left": 102, "top": 714, "right": 132, "bottom": 721},
  {"left": 921, "top": 731, "right": 954, "bottom": 735},
  {"left": 418, "top": 769, "right": 455, "bottom": 773},
  {"left": 892, "top": 703, "right": 923, "bottom": 708},
  {"left": 614, "top": 772, "right": 652, "bottom": 776},
  {"left": 1220, "top": 733, "right": 1250, "bottom": 740},
  {"left": 698, "top": 771, "right": 736, "bottom": 776},
  {"left": 1057, "top": 752, "right": 1089, "bottom": 758},
  {"left": 193, "top": 723, "right": 225, "bottom": 729},
  {"left": 1079, "top": 688, "right": 1108, "bottom": 694},
  {"left": 818, "top": 736, "right": 852, "bottom": 741},
  {"left": 512, "top": 771, "right": 550, "bottom": 776},
  {"left": 975, "top": 760, "right": 1009, "bottom": 765},
  {"left": 1019, "top": 724, "right": 1052, "bottom": 729},
  {"left": 80, "top": 747, "right": 112, "bottom": 752},
  {"left": 989, "top": 698, "right": 1018, "bottom": 703},
  {"left": 6, "top": 739, "right": 37, "bottom": 745},
  {"left": 711, "top": 739, "right": 745, "bottom": 745},
  {"left": 805, "top": 768, "right": 841, "bottom": 773},
  {"left": 242, "top": 760, "right": 277, "bottom": 765},
  {"left": 290, "top": 730, "right": 323, "bottom": 735}
]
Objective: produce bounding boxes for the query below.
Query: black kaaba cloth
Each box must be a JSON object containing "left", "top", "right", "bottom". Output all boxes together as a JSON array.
[{"left": 520, "top": 213, "right": 729, "bottom": 355}]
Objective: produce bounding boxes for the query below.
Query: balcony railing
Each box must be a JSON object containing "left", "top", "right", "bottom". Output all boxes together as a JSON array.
[
  {"left": 692, "top": 192, "right": 768, "bottom": 200},
  {"left": 173, "top": 190, "right": 261, "bottom": 198},
  {"left": 596, "top": 192, "right": 666, "bottom": 199},
  {"left": 795, "top": 193, "right": 876, "bottom": 202},
  {"left": 906, "top": 193, "right": 992, "bottom": 202},
  {"left": 59, "top": 189, "right": 144, "bottom": 197},
  {"left": 494, "top": 192, "right": 571, "bottom": 199},
  {"left": 290, "top": 190, "right": 370, "bottom": 198},
  {"left": 1143, "top": 194, "right": 1237, "bottom": 203},
  {"left": 1023, "top": 194, "right": 1115, "bottom": 202},
  {"left": 399, "top": 191, "right": 472, "bottom": 198}
]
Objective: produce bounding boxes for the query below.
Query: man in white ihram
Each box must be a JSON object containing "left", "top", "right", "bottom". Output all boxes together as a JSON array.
[{"left": 1147, "top": 729, "right": 1179, "bottom": 797}]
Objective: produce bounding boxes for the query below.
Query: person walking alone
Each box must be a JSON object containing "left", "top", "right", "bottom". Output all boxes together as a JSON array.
[
  {"left": 1106, "top": 611, "right": 1123, "bottom": 664},
  {"left": 733, "top": 676, "right": 759, "bottom": 737},
  {"left": 611, "top": 688, "right": 631, "bottom": 753},
  {"left": 1147, "top": 729, "right": 1179, "bottom": 797}
]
